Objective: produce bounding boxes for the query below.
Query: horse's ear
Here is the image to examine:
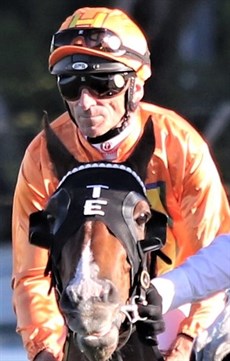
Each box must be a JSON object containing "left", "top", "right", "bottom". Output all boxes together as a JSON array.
[
  {"left": 43, "top": 112, "right": 80, "bottom": 180},
  {"left": 125, "top": 116, "right": 155, "bottom": 180}
]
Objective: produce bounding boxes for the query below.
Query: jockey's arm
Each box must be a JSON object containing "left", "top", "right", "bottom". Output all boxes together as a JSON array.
[
  {"left": 172, "top": 140, "right": 230, "bottom": 338},
  {"left": 152, "top": 233, "right": 230, "bottom": 314},
  {"left": 149, "top": 122, "right": 230, "bottom": 342},
  {"left": 12, "top": 148, "right": 67, "bottom": 361}
]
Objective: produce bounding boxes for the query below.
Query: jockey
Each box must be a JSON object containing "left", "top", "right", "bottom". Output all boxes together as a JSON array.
[{"left": 12, "top": 7, "right": 230, "bottom": 361}]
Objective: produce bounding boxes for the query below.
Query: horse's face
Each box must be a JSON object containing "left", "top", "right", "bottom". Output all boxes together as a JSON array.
[
  {"left": 58, "top": 221, "right": 131, "bottom": 361},
  {"left": 51, "top": 173, "right": 152, "bottom": 361}
]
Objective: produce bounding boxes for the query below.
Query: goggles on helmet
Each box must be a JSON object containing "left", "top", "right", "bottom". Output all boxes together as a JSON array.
[
  {"left": 50, "top": 28, "right": 148, "bottom": 63},
  {"left": 57, "top": 72, "right": 135, "bottom": 101}
]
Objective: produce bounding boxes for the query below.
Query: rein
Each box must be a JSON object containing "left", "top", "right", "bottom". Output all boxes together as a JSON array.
[{"left": 115, "top": 238, "right": 168, "bottom": 361}]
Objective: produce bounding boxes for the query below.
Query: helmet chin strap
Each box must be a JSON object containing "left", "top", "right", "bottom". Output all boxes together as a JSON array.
[
  {"left": 87, "top": 112, "right": 130, "bottom": 144},
  {"left": 64, "top": 75, "right": 136, "bottom": 144},
  {"left": 127, "top": 76, "right": 138, "bottom": 112}
]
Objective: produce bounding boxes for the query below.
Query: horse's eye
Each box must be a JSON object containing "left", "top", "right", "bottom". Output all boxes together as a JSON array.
[{"left": 136, "top": 212, "right": 150, "bottom": 226}]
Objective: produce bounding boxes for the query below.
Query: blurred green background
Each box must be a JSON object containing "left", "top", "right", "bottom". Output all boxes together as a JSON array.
[{"left": 0, "top": 0, "right": 230, "bottom": 240}]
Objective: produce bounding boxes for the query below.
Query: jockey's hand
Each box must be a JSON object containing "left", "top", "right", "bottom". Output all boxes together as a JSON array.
[
  {"left": 34, "top": 350, "right": 58, "bottom": 361},
  {"left": 165, "top": 333, "right": 194, "bottom": 361},
  {"left": 136, "top": 284, "right": 165, "bottom": 346}
]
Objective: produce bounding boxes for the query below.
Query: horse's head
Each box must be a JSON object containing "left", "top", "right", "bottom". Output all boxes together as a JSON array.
[{"left": 29, "top": 115, "right": 167, "bottom": 361}]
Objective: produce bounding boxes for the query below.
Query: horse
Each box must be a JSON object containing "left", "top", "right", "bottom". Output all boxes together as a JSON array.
[{"left": 29, "top": 115, "right": 169, "bottom": 361}]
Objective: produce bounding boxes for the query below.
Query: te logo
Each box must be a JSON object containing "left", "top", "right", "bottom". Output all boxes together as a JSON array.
[{"left": 83, "top": 185, "right": 108, "bottom": 216}]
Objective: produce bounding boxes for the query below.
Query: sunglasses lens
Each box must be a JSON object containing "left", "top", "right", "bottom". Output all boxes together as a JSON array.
[
  {"left": 57, "top": 75, "right": 81, "bottom": 101},
  {"left": 57, "top": 73, "right": 133, "bottom": 101}
]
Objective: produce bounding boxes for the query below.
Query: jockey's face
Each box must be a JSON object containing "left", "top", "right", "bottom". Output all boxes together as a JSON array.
[{"left": 66, "top": 85, "right": 127, "bottom": 138}]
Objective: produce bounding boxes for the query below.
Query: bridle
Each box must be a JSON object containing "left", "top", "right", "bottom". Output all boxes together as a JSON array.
[{"left": 29, "top": 163, "right": 168, "bottom": 360}]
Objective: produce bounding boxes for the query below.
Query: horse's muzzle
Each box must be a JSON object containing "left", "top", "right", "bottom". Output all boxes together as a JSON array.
[
  {"left": 75, "top": 324, "right": 119, "bottom": 361},
  {"left": 60, "top": 291, "right": 124, "bottom": 361}
]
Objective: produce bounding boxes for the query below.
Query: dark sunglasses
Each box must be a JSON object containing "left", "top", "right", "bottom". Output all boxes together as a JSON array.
[
  {"left": 50, "top": 28, "right": 147, "bottom": 62},
  {"left": 57, "top": 72, "right": 134, "bottom": 101}
]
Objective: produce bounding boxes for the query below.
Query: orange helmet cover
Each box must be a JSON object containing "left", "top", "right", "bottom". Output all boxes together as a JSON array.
[{"left": 49, "top": 7, "right": 151, "bottom": 81}]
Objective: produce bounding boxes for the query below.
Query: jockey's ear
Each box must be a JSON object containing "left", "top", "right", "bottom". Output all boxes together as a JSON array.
[{"left": 29, "top": 210, "right": 54, "bottom": 249}]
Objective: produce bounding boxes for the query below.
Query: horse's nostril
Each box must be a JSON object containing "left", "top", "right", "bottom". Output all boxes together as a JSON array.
[
  {"left": 65, "top": 280, "right": 118, "bottom": 304},
  {"left": 102, "top": 281, "right": 118, "bottom": 303},
  {"left": 66, "top": 284, "right": 81, "bottom": 304}
]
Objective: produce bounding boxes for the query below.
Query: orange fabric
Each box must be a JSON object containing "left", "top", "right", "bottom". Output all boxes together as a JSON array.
[{"left": 12, "top": 103, "right": 230, "bottom": 360}]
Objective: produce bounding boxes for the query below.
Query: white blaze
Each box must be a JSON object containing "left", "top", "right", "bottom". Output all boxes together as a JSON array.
[{"left": 68, "top": 241, "right": 103, "bottom": 300}]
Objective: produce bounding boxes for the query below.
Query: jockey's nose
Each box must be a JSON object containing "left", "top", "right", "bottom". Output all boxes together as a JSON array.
[
  {"left": 65, "top": 278, "right": 118, "bottom": 305},
  {"left": 78, "top": 88, "right": 97, "bottom": 110}
]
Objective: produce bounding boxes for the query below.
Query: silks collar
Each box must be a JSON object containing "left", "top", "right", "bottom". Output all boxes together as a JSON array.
[{"left": 89, "top": 122, "right": 134, "bottom": 160}]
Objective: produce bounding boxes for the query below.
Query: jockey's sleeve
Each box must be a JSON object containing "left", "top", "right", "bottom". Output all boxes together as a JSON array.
[
  {"left": 152, "top": 234, "right": 230, "bottom": 314},
  {"left": 151, "top": 115, "right": 229, "bottom": 338},
  {"left": 12, "top": 146, "right": 67, "bottom": 361}
]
